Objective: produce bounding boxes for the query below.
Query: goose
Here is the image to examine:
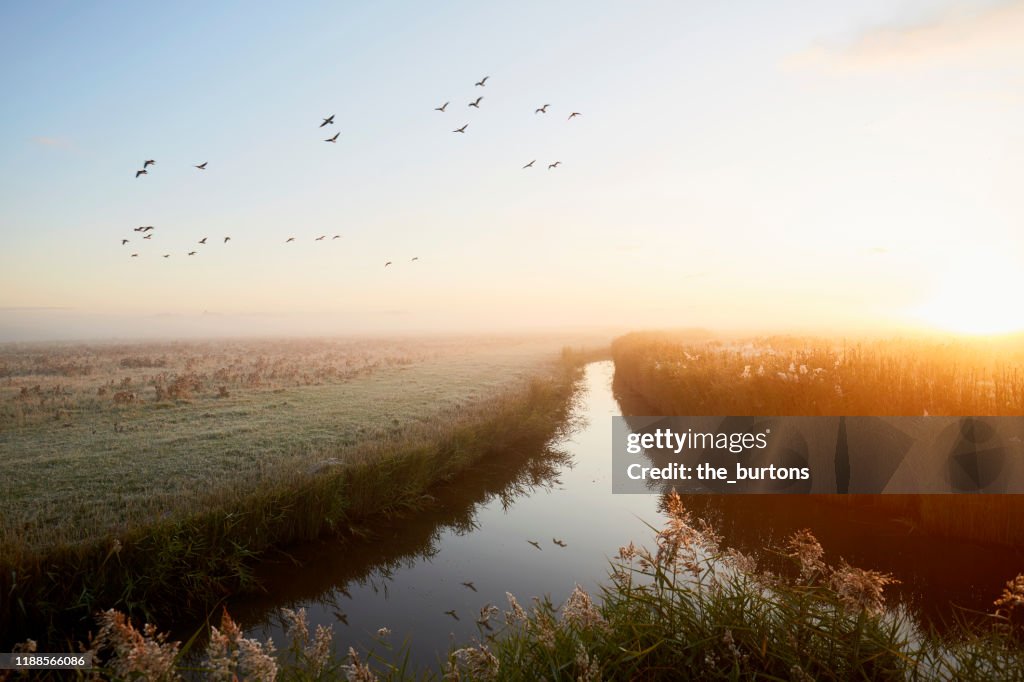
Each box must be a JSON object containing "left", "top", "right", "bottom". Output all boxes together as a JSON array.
[
  {"left": 453, "top": 124, "right": 468, "bottom": 133},
  {"left": 535, "top": 104, "right": 550, "bottom": 114},
  {"left": 321, "top": 114, "right": 335, "bottom": 127},
  {"left": 475, "top": 76, "right": 489, "bottom": 87},
  {"left": 469, "top": 96, "right": 483, "bottom": 108},
  {"left": 435, "top": 101, "right": 449, "bottom": 112},
  {"left": 194, "top": 162, "right": 207, "bottom": 170},
  {"left": 522, "top": 160, "right": 535, "bottom": 169},
  {"left": 135, "top": 169, "right": 147, "bottom": 178}
]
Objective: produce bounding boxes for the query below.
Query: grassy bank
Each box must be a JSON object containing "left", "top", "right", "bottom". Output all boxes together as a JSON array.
[
  {"left": 34, "top": 493, "right": 1024, "bottom": 681},
  {"left": 0, "top": 340, "right": 595, "bottom": 645}
]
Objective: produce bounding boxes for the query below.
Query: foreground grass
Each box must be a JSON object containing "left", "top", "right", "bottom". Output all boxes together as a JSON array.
[
  {"left": 21, "top": 493, "right": 1024, "bottom": 681},
  {"left": 0, "top": 339, "right": 598, "bottom": 644}
]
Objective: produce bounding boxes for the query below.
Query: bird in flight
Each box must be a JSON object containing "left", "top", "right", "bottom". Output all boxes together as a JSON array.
[
  {"left": 286, "top": 237, "right": 295, "bottom": 243},
  {"left": 194, "top": 162, "right": 207, "bottom": 170},
  {"left": 527, "top": 540, "right": 542, "bottom": 550},
  {"left": 453, "top": 124, "right": 468, "bottom": 133},
  {"left": 553, "top": 538, "right": 567, "bottom": 547},
  {"left": 315, "top": 235, "right": 325, "bottom": 241},
  {"left": 223, "top": 237, "right": 231, "bottom": 243},
  {"left": 121, "top": 239, "right": 129, "bottom": 245},
  {"left": 130, "top": 253, "right": 138, "bottom": 257},
  {"left": 332, "top": 235, "right": 341, "bottom": 240},
  {"left": 321, "top": 114, "right": 335, "bottom": 127},
  {"left": 435, "top": 101, "right": 449, "bottom": 112},
  {"left": 188, "top": 251, "right": 197, "bottom": 256},
  {"left": 522, "top": 160, "right": 535, "bottom": 169},
  {"left": 535, "top": 104, "right": 551, "bottom": 114},
  {"left": 548, "top": 161, "right": 561, "bottom": 169},
  {"left": 568, "top": 112, "right": 582, "bottom": 120},
  {"left": 143, "top": 159, "right": 156, "bottom": 168},
  {"left": 198, "top": 238, "right": 207, "bottom": 245},
  {"left": 475, "top": 76, "right": 489, "bottom": 87},
  {"left": 135, "top": 169, "right": 147, "bottom": 178},
  {"left": 461, "top": 581, "right": 477, "bottom": 592},
  {"left": 411, "top": 257, "right": 419, "bottom": 262},
  {"left": 469, "top": 96, "right": 483, "bottom": 108},
  {"left": 162, "top": 254, "right": 170, "bottom": 258},
  {"left": 134, "top": 226, "right": 154, "bottom": 232},
  {"left": 444, "top": 610, "right": 459, "bottom": 621},
  {"left": 384, "top": 261, "right": 392, "bottom": 267},
  {"left": 143, "top": 234, "right": 153, "bottom": 240},
  {"left": 325, "top": 132, "right": 339, "bottom": 143}
]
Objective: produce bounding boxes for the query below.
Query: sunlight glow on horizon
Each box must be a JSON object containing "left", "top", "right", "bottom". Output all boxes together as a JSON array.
[{"left": 911, "top": 249, "right": 1024, "bottom": 336}]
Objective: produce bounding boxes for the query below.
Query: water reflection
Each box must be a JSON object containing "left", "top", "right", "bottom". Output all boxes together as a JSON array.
[
  {"left": 230, "top": 362, "right": 658, "bottom": 669},
  {"left": 230, "top": 447, "right": 574, "bottom": 662}
]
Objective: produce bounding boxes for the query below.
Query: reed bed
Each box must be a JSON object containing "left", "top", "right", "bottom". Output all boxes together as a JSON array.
[
  {"left": 610, "top": 331, "right": 1024, "bottom": 417},
  {"left": 611, "top": 331, "right": 1024, "bottom": 546}
]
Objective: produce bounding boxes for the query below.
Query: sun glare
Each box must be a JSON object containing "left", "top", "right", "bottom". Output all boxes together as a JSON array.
[{"left": 912, "top": 258, "right": 1024, "bottom": 335}]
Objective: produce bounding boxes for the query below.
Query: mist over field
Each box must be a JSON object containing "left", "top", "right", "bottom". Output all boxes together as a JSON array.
[{"left": 2, "top": 1, "right": 1023, "bottom": 678}]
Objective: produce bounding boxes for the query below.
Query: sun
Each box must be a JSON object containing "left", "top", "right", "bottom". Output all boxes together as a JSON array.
[{"left": 912, "top": 256, "right": 1024, "bottom": 335}]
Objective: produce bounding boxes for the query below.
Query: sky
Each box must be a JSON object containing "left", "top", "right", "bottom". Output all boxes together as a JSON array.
[{"left": 1, "top": 0, "right": 1022, "bottom": 340}]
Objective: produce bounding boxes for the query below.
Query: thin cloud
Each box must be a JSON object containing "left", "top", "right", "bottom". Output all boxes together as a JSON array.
[
  {"left": 786, "top": 1, "right": 1024, "bottom": 71},
  {"left": 0, "top": 306, "right": 74, "bottom": 311},
  {"left": 31, "top": 136, "right": 73, "bottom": 149}
]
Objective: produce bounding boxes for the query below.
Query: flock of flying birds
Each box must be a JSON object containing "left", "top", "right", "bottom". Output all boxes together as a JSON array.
[{"left": 125, "top": 75, "right": 581, "bottom": 265}]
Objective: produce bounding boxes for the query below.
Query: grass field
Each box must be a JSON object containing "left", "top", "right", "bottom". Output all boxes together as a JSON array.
[
  {"left": 0, "top": 334, "right": 605, "bottom": 644},
  {"left": 1, "top": 337, "right": 588, "bottom": 551}
]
